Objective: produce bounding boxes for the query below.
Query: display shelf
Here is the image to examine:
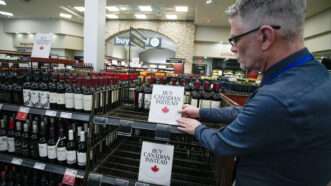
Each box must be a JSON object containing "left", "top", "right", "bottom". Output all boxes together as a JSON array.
[
  {"left": 0, "top": 103, "right": 91, "bottom": 122},
  {"left": 0, "top": 152, "right": 85, "bottom": 179},
  {"left": 30, "top": 57, "right": 75, "bottom": 65}
]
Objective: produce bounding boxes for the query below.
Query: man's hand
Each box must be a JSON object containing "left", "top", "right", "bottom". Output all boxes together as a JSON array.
[
  {"left": 179, "top": 104, "right": 200, "bottom": 118},
  {"left": 177, "top": 117, "right": 201, "bottom": 135}
]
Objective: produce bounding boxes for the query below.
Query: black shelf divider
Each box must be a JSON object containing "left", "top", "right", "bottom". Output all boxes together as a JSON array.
[
  {"left": 0, "top": 153, "right": 85, "bottom": 179},
  {"left": 0, "top": 103, "right": 90, "bottom": 122}
]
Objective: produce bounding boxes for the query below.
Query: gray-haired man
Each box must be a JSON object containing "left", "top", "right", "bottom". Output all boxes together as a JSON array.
[{"left": 177, "top": 0, "right": 331, "bottom": 185}]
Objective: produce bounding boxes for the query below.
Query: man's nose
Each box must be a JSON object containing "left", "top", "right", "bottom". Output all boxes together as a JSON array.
[{"left": 231, "top": 45, "right": 238, "bottom": 54}]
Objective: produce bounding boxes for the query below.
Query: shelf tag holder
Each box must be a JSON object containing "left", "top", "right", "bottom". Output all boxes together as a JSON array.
[
  {"left": 118, "top": 120, "right": 133, "bottom": 137},
  {"left": 155, "top": 124, "right": 171, "bottom": 142}
]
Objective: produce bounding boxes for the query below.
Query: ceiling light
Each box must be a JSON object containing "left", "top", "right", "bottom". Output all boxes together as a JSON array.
[
  {"left": 119, "top": 7, "right": 128, "bottom": 11},
  {"left": 59, "top": 13, "right": 72, "bottom": 19},
  {"left": 0, "top": 0, "right": 6, "bottom": 5},
  {"left": 166, "top": 14, "right": 177, "bottom": 20},
  {"left": 107, "top": 6, "right": 119, "bottom": 12},
  {"left": 135, "top": 14, "right": 146, "bottom": 19},
  {"left": 139, "top": 5, "right": 152, "bottom": 12},
  {"left": 0, "top": 11, "right": 13, "bottom": 17},
  {"left": 74, "top": 6, "right": 85, "bottom": 12},
  {"left": 206, "top": 0, "right": 213, "bottom": 4},
  {"left": 106, "top": 14, "right": 119, "bottom": 19},
  {"left": 175, "top": 6, "right": 188, "bottom": 12}
]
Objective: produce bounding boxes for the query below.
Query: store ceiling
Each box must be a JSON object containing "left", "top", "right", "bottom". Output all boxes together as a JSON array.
[{"left": 0, "top": 0, "right": 330, "bottom": 27}]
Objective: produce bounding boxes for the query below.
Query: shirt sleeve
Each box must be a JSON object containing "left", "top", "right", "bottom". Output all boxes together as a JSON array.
[
  {"left": 195, "top": 94, "right": 292, "bottom": 156},
  {"left": 199, "top": 106, "right": 242, "bottom": 124}
]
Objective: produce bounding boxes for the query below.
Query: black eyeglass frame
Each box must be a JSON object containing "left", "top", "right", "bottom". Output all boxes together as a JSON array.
[{"left": 228, "top": 25, "right": 281, "bottom": 46}]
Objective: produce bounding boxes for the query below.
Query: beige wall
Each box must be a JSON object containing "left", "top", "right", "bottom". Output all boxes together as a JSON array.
[
  {"left": 105, "top": 21, "right": 195, "bottom": 73},
  {"left": 304, "top": 9, "right": 331, "bottom": 53},
  {"left": 195, "top": 26, "right": 229, "bottom": 42},
  {"left": 0, "top": 20, "right": 15, "bottom": 51}
]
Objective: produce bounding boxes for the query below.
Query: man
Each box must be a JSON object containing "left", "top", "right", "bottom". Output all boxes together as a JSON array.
[{"left": 177, "top": 0, "right": 331, "bottom": 186}]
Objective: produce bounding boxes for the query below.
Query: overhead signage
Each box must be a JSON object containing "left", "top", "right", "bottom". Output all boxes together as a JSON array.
[
  {"left": 114, "top": 37, "right": 161, "bottom": 48},
  {"left": 138, "top": 141, "right": 174, "bottom": 186},
  {"left": 148, "top": 85, "right": 184, "bottom": 125}
]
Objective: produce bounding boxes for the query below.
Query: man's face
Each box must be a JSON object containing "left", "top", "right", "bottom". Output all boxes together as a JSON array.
[{"left": 229, "top": 17, "right": 265, "bottom": 71}]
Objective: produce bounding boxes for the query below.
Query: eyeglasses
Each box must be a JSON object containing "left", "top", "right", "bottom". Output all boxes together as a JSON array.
[{"left": 228, "top": 25, "right": 281, "bottom": 46}]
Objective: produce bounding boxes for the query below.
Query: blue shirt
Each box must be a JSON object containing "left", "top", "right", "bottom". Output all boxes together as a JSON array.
[{"left": 196, "top": 48, "right": 331, "bottom": 186}]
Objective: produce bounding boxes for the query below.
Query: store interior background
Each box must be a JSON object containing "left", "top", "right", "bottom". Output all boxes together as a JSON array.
[{"left": 0, "top": 0, "right": 330, "bottom": 74}]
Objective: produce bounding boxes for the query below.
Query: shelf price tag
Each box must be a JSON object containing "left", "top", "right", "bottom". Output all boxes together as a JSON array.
[
  {"left": 45, "top": 110, "right": 57, "bottom": 117},
  {"left": 135, "top": 182, "right": 150, "bottom": 186},
  {"left": 16, "top": 107, "right": 30, "bottom": 121},
  {"left": 33, "top": 162, "right": 46, "bottom": 170},
  {"left": 115, "top": 178, "right": 129, "bottom": 186},
  {"left": 11, "top": 158, "right": 23, "bottom": 165},
  {"left": 60, "top": 112, "right": 72, "bottom": 119},
  {"left": 62, "top": 168, "right": 77, "bottom": 186}
]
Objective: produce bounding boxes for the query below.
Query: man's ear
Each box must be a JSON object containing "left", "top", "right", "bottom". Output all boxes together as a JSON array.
[{"left": 259, "top": 25, "right": 276, "bottom": 51}]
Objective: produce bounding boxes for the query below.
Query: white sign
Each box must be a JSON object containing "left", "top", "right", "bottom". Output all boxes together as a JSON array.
[
  {"left": 138, "top": 141, "right": 174, "bottom": 186},
  {"left": 148, "top": 85, "right": 184, "bottom": 125},
  {"left": 31, "top": 33, "right": 53, "bottom": 58}
]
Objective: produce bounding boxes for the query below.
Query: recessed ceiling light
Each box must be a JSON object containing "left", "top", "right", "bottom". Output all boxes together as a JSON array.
[
  {"left": 206, "top": 0, "right": 213, "bottom": 4},
  {"left": 135, "top": 14, "right": 146, "bottom": 19},
  {"left": 175, "top": 6, "right": 188, "bottom": 12},
  {"left": 106, "top": 14, "right": 119, "bottom": 19},
  {"left": 0, "top": 11, "right": 13, "bottom": 17},
  {"left": 0, "top": 0, "right": 6, "bottom": 6},
  {"left": 119, "top": 7, "right": 128, "bottom": 11},
  {"left": 166, "top": 14, "right": 177, "bottom": 20},
  {"left": 107, "top": 6, "right": 119, "bottom": 12},
  {"left": 74, "top": 6, "right": 85, "bottom": 12},
  {"left": 59, "top": 13, "right": 72, "bottom": 19},
  {"left": 139, "top": 5, "right": 152, "bottom": 12}
]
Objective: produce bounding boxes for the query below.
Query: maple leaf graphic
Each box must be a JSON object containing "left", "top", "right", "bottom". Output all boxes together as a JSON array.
[
  {"left": 151, "top": 165, "right": 159, "bottom": 173},
  {"left": 161, "top": 106, "right": 169, "bottom": 113}
]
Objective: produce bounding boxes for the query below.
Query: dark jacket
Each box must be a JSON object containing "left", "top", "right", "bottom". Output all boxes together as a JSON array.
[{"left": 195, "top": 48, "right": 331, "bottom": 186}]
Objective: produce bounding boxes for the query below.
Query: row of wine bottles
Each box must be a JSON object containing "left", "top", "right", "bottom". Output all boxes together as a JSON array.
[
  {"left": 0, "top": 163, "right": 66, "bottom": 186},
  {"left": 0, "top": 113, "right": 87, "bottom": 169}
]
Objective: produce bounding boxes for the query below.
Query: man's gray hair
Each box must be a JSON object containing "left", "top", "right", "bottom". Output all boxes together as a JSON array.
[{"left": 226, "top": 0, "right": 307, "bottom": 41}]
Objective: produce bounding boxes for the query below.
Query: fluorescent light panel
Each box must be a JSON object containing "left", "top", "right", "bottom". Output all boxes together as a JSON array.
[
  {"left": 106, "top": 14, "right": 118, "bottom": 19},
  {"left": 166, "top": 14, "right": 177, "bottom": 20},
  {"left": 175, "top": 6, "right": 188, "bottom": 12},
  {"left": 139, "top": 5, "right": 152, "bottom": 12},
  {"left": 0, "top": 11, "right": 13, "bottom": 17},
  {"left": 59, "top": 13, "right": 72, "bottom": 19},
  {"left": 135, "top": 14, "right": 146, "bottom": 19},
  {"left": 74, "top": 6, "right": 85, "bottom": 12},
  {"left": 107, "top": 6, "right": 119, "bottom": 12},
  {"left": 0, "top": 0, "right": 6, "bottom": 5}
]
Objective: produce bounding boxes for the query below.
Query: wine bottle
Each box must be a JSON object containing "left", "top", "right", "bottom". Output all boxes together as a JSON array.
[
  {"left": 22, "top": 74, "right": 32, "bottom": 107},
  {"left": 0, "top": 116, "right": 8, "bottom": 152},
  {"left": 21, "top": 121, "right": 30, "bottom": 157},
  {"left": 56, "top": 77, "right": 66, "bottom": 110},
  {"left": 29, "top": 120, "right": 39, "bottom": 159},
  {"left": 7, "top": 117, "right": 15, "bottom": 154},
  {"left": 30, "top": 71, "right": 41, "bottom": 108},
  {"left": 211, "top": 82, "right": 222, "bottom": 108},
  {"left": 82, "top": 78, "right": 93, "bottom": 113},
  {"left": 38, "top": 121, "right": 48, "bottom": 161},
  {"left": 56, "top": 125, "right": 66, "bottom": 165},
  {"left": 143, "top": 78, "right": 152, "bottom": 111},
  {"left": 74, "top": 77, "right": 84, "bottom": 111},
  {"left": 77, "top": 131, "right": 86, "bottom": 168},
  {"left": 48, "top": 73, "right": 57, "bottom": 110},
  {"left": 66, "top": 129, "right": 76, "bottom": 167},
  {"left": 14, "top": 121, "right": 22, "bottom": 155},
  {"left": 191, "top": 79, "right": 201, "bottom": 108},
  {"left": 64, "top": 76, "right": 75, "bottom": 111},
  {"left": 39, "top": 70, "right": 50, "bottom": 109},
  {"left": 47, "top": 126, "right": 57, "bottom": 163}
]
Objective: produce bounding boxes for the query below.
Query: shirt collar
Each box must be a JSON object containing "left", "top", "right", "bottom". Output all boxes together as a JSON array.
[{"left": 261, "top": 48, "right": 311, "bottom": 85}]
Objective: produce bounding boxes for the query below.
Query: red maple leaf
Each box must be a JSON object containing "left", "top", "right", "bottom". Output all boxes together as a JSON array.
[
  {"left": 151, "top": 165, "right": 159, "bottom": 173},
  {"left": 162, "top": 106, "right": 169, "bottom": 113}
]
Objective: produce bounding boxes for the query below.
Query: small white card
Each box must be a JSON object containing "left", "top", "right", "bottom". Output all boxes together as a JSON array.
[
  {"left": 31, "top": 33, "right": 53, "bottom": 58},
  {"left": 148, "top": 85, "right": 184, "bottom": 125},
  {"left": 138, "top": 141, "right": 174, "bottom": 186}
]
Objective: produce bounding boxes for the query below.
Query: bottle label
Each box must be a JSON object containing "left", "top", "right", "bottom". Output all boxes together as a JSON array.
[
  {"left": 144, "top": 94, "right": 152, "bottom": 109},
  {"left": 31, "top": 90, "right": 40, "bottom": 106},
  {"left": 116, "top": 90, "right": 119, "bottom": 102},
  {"left": 111, "top": 91, "right": 115, "bottom": 104},
  {"left": 138, "top": 93, "right": 144, "bottom": 108},
  {"left": 191, "top": 99, "right": 199, "bottom": 108},
  {"left": 57, "top": 93, "right": 65, "bottom": 105},
  {"left": 77, "top": 152, "right": 86, "bottom": 166},
  {"left": 100, "top": 92, "right": 104, "bottom": 107},
  {"left": 47, "top": 145, "right": 57, "bottom": 159},
  {"left": 66, "top": 150, "right": 77, "bottom": 164},
  {"left": 40, "top": 91, "right": 50, "bottom": 109},
  {"left": 105, "top": 91, "right": 109, "bottom": 105},
  {"left": 23, "top": 89, "right": 31, "bottom": 106},
  {"left": 74, "top": 94, "right": 83, "bottom": 110},
  {"left": 83, "top": 95, "right": 93, "bottom": 111},
  {"left": 57, "top": 147, "right": 67, "bottom": 161},
  {"left": 211, "top": 101, "right": 221, "bottom": 108},
  {"left": 65, "top": 93, "right": 74, "bottom": 109},
  {"left": 0, "top": 136, "right": 8, "bottom": 151},
  {"left": 7, "top": 137, "right": 15, "bottom": 152},
  {"left": 38, "top": 143, "right": 48, "bottom": 157},
  {"left": 49, "top": 92, "right": 57, "bottom": 103}
]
